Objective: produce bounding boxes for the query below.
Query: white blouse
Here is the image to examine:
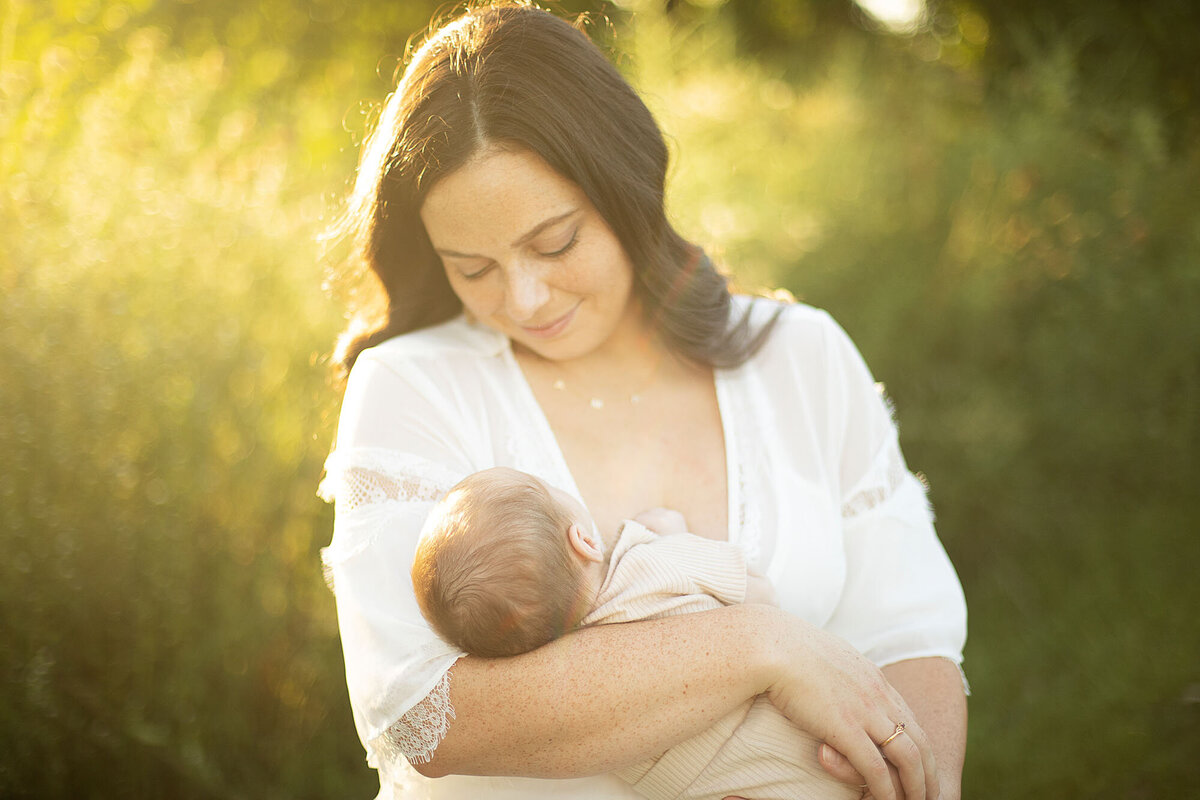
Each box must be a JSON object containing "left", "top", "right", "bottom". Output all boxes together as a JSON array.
[{"left": 320, "top": 297, "right": 967, "bottom": 800}]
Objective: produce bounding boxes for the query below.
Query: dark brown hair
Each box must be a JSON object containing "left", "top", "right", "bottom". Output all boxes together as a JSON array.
[
  {"left": 411, "top": 469, "right": 591, "bottom": 658},
  {"left": 330, "top": 1, "right": 777, "bottom": 374}
]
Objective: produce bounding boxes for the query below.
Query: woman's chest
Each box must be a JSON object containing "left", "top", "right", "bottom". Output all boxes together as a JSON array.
[
  {"left": 490, "top": 351, "right": 849, "bottom": 625},
  {"left": 535, "top": 380, "right": 729, "bottom": 543}
]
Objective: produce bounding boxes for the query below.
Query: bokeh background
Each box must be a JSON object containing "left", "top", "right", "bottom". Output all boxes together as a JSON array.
[{"left": 2, "top": 0, "right": 1198, "bottom": 796}]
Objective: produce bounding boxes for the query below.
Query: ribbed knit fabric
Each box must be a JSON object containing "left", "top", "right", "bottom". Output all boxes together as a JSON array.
[
  {"left": 587, "top": 522, "right": 859, "bottom": 800},
  {"left": 582, "top": 521, "right": 748, "bottom": 627}
]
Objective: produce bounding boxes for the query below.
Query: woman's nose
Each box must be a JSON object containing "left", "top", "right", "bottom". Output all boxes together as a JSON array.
[{"left": 504, "top": 262, "right": 551, "bottom": 322}]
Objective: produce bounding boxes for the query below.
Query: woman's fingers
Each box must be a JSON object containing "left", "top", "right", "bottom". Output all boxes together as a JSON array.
[
  {"left": 883, "top": 717, "right": 940, "bottom": 800},
  {"left": 861, "top": 760, "right": 904, "bottom": 800},
  {"left": 760, "top": 611, "right": 940, "bottom": 800},
  {"left": 876, "top": 711, "right": 951, "bottom": 800},
  {"left": 821, "top": 720, "right": 941, "bottom": 800},
  {"left": 819, "top": 719, "right": 940, "bottom": 800},
  {"left": 876, "top": 722, "right": 924, "bottom": 800},
  {"left": 821, "top": 719, "right": 926, "bottom": 800},
  {"left": 837, "top": 729, "right": 909, "bottom": 800},
  {"left": 912, "top": 720, "right": 941, "bottom": 800}
]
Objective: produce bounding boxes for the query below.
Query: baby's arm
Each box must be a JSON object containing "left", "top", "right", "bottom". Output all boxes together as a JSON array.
[
  {"left": 632, "top": 506, "right": 778, "bottom": 606},
  {"left": 632, "top": 507, "right": 689, "bottom": 535},
  {"left": 634, "top": 507, "right": 778, "bottom": 607}
]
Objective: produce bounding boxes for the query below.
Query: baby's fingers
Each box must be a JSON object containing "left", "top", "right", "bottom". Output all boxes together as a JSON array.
[
  {"left": 833, "top": 730, "right": 905, "bottom": 800},
  {"left": 818, "top": 743, "right": 862, "bottom": 783}
]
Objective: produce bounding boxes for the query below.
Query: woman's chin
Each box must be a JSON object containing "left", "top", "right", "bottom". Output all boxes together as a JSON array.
[
  {"left": 508, "top": 321, "right": 597, "bottom": 362},
  {"left": 513, "top": 333, "right": 589, "bottom": 363}
]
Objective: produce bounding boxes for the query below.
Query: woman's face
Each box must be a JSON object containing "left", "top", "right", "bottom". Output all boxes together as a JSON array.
[{"left": 419, "top": 146, "right": 639, "bottom": 362}]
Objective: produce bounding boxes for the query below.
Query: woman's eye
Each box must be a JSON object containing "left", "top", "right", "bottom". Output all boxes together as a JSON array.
[
  {"left": 539, "top": 230, "right": 579, "bottom": 258},
  {"left": 460, "top": 263, "right": 494, "bottom": 280}
]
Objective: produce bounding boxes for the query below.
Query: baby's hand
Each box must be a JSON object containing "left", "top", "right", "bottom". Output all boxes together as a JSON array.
[
  {"left": 745, "top": 570, "right": 778, "bottom": 607},
  {"left": 633, "top": 507, "right": 688, "bottom": 535}
]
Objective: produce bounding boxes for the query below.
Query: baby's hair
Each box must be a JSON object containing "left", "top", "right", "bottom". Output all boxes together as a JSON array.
[{"left": 412, "top": 468, "right": 592, "bottom": 658}]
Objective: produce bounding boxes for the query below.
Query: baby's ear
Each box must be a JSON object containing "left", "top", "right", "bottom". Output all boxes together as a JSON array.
[{"left": 567, "top": 523, "right": 604, "bottom": 563}]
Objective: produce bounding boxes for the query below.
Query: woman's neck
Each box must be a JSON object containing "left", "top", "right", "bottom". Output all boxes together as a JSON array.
[{"left": 514, "top": 302, "right": 676, "bottom": 399}]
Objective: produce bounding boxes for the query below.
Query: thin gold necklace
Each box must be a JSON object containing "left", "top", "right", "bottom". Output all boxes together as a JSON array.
[{"left": 549, "top": 355, "right": 663, "bottom": 410}]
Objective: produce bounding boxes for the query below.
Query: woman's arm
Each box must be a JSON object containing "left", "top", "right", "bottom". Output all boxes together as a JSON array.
[
  {"left": 882, "top": 658, "right": 966, "bottom": 800},
  {"left": 417, "top": 604, "right": 934, "bottom": 800},
  {"left": 416, "top": 604, "right": 768, "bottom": 778}
]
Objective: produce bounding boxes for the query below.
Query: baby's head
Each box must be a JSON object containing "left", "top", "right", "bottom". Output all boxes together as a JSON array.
[{"left": 411, "top": 467, "right": 606, "bottom": 658}]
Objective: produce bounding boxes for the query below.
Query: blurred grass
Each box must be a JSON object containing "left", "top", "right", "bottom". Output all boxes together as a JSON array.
[{"left": 2, "top": 0, "right": 1198, "bottom": 797}]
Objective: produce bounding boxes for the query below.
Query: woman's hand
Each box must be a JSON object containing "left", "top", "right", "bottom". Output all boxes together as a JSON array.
[
  {"left": 820, "top": 745, "right": 961, "bottom": 800},
  {"left": 816, "top": 743, "right": 911, "bottom": 800},
  {"left": 721, "top": 744, "right": 926, "bottom": 800},
  {"left": 756, "top": 607, "right": 941, "bottom": 800}
]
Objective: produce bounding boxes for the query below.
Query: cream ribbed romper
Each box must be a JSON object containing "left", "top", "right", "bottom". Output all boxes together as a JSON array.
[{"left": 582, "top": 521, "right": 859, "bottom": 800}]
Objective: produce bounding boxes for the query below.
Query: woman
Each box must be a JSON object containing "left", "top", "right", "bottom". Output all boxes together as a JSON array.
[{"left": 320, "top": 4, "right": 968, "bottom": 800}]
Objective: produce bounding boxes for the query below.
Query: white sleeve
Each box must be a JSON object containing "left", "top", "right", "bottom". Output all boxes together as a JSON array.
[
  {"left": 319, "top": 354, "right": 476, "bottom": 768},
  {"left": 817, "top": 315, "right": 968, "bottom": 681}
]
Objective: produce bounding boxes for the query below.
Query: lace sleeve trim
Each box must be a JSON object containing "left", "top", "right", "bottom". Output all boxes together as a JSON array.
[
  {"left": 840, "top": 384, "right": 932, "bottom": 520},
  {"left": 319, "top": 447, "right": 467, "bottom": 584},
  {"left": 370, "top": 669, "right": 456, "bottom": 767},
  {"left": 840, "top": 437, "right": 914, "bottom": 519},
  {"left": 318, "top": 447, "right": 464, "bottom": 508}
]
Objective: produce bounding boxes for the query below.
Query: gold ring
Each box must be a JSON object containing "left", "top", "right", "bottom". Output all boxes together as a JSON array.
[{"left": 878, "top": 721, "right": 907, "bottom": 748}]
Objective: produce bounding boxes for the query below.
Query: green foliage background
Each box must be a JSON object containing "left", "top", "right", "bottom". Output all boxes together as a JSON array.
[{"left": 2, "top": 0, "right": 1197, "bottom": 796}]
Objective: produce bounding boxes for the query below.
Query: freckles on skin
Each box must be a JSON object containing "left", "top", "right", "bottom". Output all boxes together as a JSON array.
[{"left": 418, "top": 146, "right": 641, "bottom": 363}]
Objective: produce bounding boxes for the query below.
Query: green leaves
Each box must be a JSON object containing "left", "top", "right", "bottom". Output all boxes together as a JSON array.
[{"left": 2, "top": 2, "right": 1197, "bottom": 796}]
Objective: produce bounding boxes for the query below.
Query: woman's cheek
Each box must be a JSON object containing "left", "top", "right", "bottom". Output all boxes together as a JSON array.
[{"left": 453, "top": 276, "right": 500, "bottom": 319}]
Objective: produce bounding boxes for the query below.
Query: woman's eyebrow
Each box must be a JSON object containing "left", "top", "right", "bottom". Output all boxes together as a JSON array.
[{"left": 434, "top": 209, "right": 579, "bottom": 258}]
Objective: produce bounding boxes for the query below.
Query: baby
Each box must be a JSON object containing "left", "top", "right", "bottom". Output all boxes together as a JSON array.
[{"left": 411, "top": 467, "right": 857, "bottom": 800}]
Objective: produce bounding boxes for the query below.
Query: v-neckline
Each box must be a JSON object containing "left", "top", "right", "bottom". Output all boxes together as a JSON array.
[{"left": 501, "top": 340, "right": 740, "bottom": 546}]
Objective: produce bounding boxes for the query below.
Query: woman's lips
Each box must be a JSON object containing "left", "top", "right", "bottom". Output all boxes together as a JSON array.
[{"left": 522, "top": 303, "right": 579, "bottom": 339}]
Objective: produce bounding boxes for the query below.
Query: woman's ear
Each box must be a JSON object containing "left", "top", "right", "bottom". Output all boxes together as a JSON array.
[{"left": 567, "top": 523, "right": 604, "bottom": 563}]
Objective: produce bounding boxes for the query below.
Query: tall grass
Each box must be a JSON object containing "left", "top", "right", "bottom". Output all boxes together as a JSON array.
[{"left": 2, "top": 1, "right": 1197, "bottom": 796}]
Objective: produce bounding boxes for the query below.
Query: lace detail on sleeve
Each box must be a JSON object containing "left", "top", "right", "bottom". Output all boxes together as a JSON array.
[
  {"left": 841, "top": 438, "right": 913, "bottom": 518},
  {"left": 338, "top": 464, "right": 446, "bottom": 511},
  {"left": 371, "top": 669, "right": 457, "bottom": 767},
  {"left": 840, "top": 382, "right": 933, "bottom": 520},
  {"left": 318, "top": 447, "right": 464, "bottom": 507},
  {"left": 840, "top": 381, "right": 931, "bottom": 520},
  {"left": 316, "top": 446, "right": 467, "bottom": 774},
  {"left": 318, "top": 447, "right": 467, "bottom": 573}
]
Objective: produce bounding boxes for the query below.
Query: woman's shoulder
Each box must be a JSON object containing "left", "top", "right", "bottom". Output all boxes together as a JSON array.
[
  {"left": 732, "top": 293, "right": 847, "bottom": 365},
  {"left": 356, "top": 315, "right": 508, "bottom": 370}
]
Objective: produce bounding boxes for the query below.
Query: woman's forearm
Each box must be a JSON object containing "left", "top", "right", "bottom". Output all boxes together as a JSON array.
[
  {"left": 880, "top": 658, "right": 968, "bottom": 799},
  {"left": 417, "top": 603, "right": 778, "bottom": 778}
]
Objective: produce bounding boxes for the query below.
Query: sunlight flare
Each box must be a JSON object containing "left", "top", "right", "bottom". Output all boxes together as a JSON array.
[{"left": 854, "top": 0, "right": 926, "bottom": 32}]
